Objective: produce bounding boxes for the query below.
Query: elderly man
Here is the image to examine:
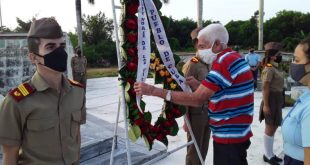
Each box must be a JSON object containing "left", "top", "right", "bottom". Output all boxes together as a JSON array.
[
  {"left": 0, "top": 17, "right": 86, "bottom": 165},
  {"left": 134, "top": 23, "right": 254, "bottom": 165}
]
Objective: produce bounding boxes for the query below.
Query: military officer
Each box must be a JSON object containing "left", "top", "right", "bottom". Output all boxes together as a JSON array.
[
  {"left": 0, "top": 17, "right": 86, "bottom": 165},
  {"left": 182, "top": 27, "right": 211, "bottom": 165},
  {"left": 71, "top": 46, "right": 87, "bottom": 86}
]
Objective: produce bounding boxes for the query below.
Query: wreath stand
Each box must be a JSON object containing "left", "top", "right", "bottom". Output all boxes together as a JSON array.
[{"left": 109, "top": 0, "right": 204, "bottom": 164}]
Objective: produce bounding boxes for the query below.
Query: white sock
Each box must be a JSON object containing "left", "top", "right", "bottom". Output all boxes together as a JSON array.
[{"left": 264, "top": 134, "right": 275, "bottom": 159}]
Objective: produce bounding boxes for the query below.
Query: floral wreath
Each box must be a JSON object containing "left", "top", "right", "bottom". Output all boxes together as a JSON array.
[{"left": 119, "top": 0, "right": 186, "bottom": 150}]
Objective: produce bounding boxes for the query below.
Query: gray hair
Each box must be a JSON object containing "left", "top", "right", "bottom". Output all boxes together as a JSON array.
[{"left": 197, "top": 23, "right": 229, "bottom": 45}]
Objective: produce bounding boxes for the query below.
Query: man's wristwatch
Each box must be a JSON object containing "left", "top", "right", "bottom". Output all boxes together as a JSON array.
[{"left": 165, "top": 90, "right": 172, "bottom": 101}]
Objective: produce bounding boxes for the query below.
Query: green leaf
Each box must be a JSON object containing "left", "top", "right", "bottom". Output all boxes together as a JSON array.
[
  {"left": 179, "top": 105, "right": 186, "bottom": 115},
  {"left": 120, "top": 47, "right": 127, "bottom": 61},
  {"left": 140, "top": 100, "right": 146, "bottom": 110},
  {"left": 155, "top": 116, "right": 166, "bottom": 125},
  {"left": 125, "top": 82, "right": 131, "bottom": 91},
  {"left": 143, "top": 135, "right": 152, "bottom": 150},
  {"left": 144, "top": 112, "right": 152, "bottom": 122},
  {"left": 161, "top": 136, "right": 168, "bottom": 147},
  {"left": 170, "top": 123, "right": 179, "bottom": 136},
  {"left": 125, "top": 91, "right": 130, "bottom": 102},
  {"left": 173, "top": 54, "right": 181, "bottom": 65},
  {"left": 128, "top": 125, "right": 141, "bottom": 143}
]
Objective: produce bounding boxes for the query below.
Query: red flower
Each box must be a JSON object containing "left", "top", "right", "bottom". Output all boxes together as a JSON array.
[
  {"left": 125, "top": 18, "right": 138, "bottom": 30},
  {"left": 171, "top": 108, "right": 182, "bottom": 117},
  {"left": 163, "top": 120, "right": 173, "bottom": 127},
  {"left": 128, "top": 88, "right": 136, "bottom": 97},
  {"left": 127, "top": 47, "right": 137, "bottom": 57},
  {"left": 134, "top": 117, "right": 144, "bottom": 126},
  {"left": 127, "top": 3, "right": 139, "bottom": 15},
  {"left": 151, "top": 126, "right": 159, "bottom": 133},
  {"left": 166, "top": 112, "right": 173, "bottom": 119},
  {"left": 155, "top": 134, "right": 164, "bottom": 141},
  {"left": 140, "top": 123, "right": 149, "bottom": 134},
  {"left": 146, "top": 134, "right": 154, "bottom": 143},
  {"left": 127, "top": 33, "right": 138, "bottom": 43},
  {"left": 127, "top": 78, "right": 135, "bottom": 85},
  {"left": 132, "top": 103, "right": 138, "bottom": 109},
  {"left": 127, "top": 62, "right": 137, "bottom": 72}
]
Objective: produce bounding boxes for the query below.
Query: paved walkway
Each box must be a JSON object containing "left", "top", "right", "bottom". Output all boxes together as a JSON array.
[{"left": 86, "top": 77, "right": 289, "bottom": 165}]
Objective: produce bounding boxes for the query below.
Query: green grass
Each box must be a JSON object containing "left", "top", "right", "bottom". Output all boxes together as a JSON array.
[{"left": 86, "top": 67, "right": 119, "bottom": 79}]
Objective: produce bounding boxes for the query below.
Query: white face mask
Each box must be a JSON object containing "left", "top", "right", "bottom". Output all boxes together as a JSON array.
[{"left": 197, "top": 42, "right": 217, "bottom": 64}]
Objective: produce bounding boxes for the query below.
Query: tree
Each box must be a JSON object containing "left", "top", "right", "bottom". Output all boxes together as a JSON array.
[
  {"left": 225, "top": 12, "right": 258, "bottom": 49},
  {"left": 14, "top": 17, "right": 32, "bottom": 32},
  {"left": 264, "top": 10, "right": 310, "bottom": 51},
  {"left": 75, "top": 0, "right": 95, "bottom": 53},
  {"left": 82, "top": 12, "right": 116, "bottom": 66},
  {"left": 0, "top": 26, "right": 11, "bottom": 32},
  {"left": 82, "top": 12, "right": 113, "bottom": 45}
]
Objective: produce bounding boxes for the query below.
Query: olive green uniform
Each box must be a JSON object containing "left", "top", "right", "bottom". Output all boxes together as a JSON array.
[
  {"left": 71, "top": 55, "right": 87, "bottom": 86},
  {"left": 0, "top": 72, "right": 86, "bottom": 165},
  {"left": 259, "top": 64, "right": 284, "bottom": 126},
  {"left": 182, "top": 57, "right": 211, "bottom": 165}
]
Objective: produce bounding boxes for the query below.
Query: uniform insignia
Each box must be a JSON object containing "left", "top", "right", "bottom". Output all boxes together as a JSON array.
[
  {"left": 9, "top": 83, "right": 35, "bottom": 102},
  {"left": 191, "top": 56, "right": 199, "bottom": 63},
  {"left": 68, "top": 79, "right": 85, "bottom": 88},
  {"left": 266, "top": 63, "right": 272, "bottom": 67}
]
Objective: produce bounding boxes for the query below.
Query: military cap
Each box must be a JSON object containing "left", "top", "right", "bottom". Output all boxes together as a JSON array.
[
  {"left": 190, "top": 27, "right": 203, "bottom": 40},
  {"left": 27, "top": 17, "right": 63, "bottom": 38},
  {"left": 264, "top": 42, "right": 283, "bottom": 51}
]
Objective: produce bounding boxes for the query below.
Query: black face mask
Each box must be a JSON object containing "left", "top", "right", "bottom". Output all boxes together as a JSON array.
[
  {"left": 274, "top": 55, "right": 282, "bottom": 63},
  {"left": 290, "top": 63, "right": 310, "bottom": 82},
  {"left": 35, "top": 47, "right": 68, "bottom": 72}
]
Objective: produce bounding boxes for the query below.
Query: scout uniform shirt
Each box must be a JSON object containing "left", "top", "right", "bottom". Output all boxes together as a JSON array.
[
  {"left": 261, "top": 63, "right": 284, "bottom": 92},
  {"left": 0, "top": 72, "right": 86, "bottom": 165}
]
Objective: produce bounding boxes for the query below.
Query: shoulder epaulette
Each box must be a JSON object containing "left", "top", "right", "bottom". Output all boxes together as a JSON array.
[
  {"left": 266, "top": 63, "right": 272, "bottom": 67},
  {"left": 68, "top": 79, "right": 85, "bottom": 88},
  {"left": 9, "top": 83, "right": 36, "bottom": 102},
  {"left": 190, "top": 57, "right": 199, "bottom": 63}
]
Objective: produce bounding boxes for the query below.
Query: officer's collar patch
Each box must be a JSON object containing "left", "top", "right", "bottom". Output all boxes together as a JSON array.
[
  {"left": 68, "top": 79, "right": 85, "bottom": 88},
  {"left": 9, "top": 83, "right": 36, "bottom": 102}
]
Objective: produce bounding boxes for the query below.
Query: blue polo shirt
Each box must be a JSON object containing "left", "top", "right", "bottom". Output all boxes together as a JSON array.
[
  {"left": 282, "top": 89, "right": 310, "bottom": 161},
  {"left": 245, "top": 53, "right": 260, "bottom": 67}
]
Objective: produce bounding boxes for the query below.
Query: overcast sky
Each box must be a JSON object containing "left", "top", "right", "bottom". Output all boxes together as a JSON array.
[{"left": 1, "top": 0, "right": 309, "bottom": 32}]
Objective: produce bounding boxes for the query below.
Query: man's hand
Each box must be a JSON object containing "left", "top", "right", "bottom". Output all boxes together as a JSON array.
[
  {"left": 2, "top": 145, "right": 19, "bottom": 165},
  {"left": 251, "top": 67, "right": 257, "bottom": 71},
  {"left": 185, "top": 76, "right": 200, "bottom": 91},
  {"left": 134, "top": 82, "right": 155, "bottom": 96},
  {"left": 263, "top": 105, "right": 271, "bottom": 116}
]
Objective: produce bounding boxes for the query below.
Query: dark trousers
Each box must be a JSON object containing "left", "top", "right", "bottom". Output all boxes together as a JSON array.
[
  {"left": 284, "top": 155, "right": 303, "bottom": 165},
  {"left": 251, "top": 67, "right": 258, "bottom": 89},
  {"left": 213, "top": 139, "right": 251, "bottom": 165}
]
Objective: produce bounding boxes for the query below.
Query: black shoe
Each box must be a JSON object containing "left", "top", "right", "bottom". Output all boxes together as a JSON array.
[
  {"left": 273, "top": 155, "right": 283, "bottom": 162},
  {"left": 263, "top": 155, "right": 280, "bottom": 165}
]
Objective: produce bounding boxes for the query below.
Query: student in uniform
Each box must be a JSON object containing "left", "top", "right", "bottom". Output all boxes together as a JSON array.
[
  {"left": 0, "top": 17, "right": 86, "bottom": 165},
  {"left": 259, "top": 42, "right": 284, "bottom": 165}
]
